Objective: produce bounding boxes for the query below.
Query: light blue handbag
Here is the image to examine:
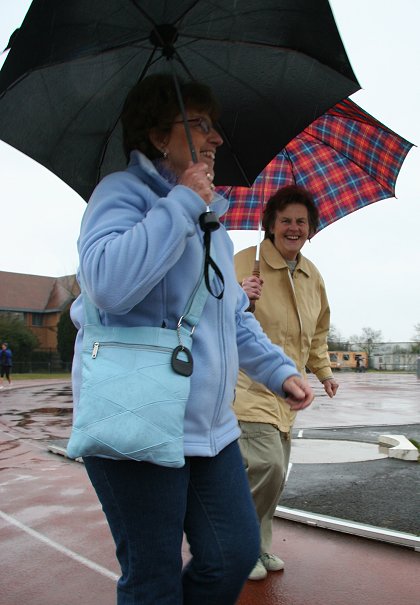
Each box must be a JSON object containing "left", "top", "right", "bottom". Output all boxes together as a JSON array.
[{"left": 67, "top": 272, "right": 209, "bottom": 467}]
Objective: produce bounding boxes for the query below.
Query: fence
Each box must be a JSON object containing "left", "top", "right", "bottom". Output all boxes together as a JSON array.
[
  {"left": 328, "top": 341, "right": 420, "bottom": 372},
  {"left": 11, "top": 348, "right": 72, "bottom": 374},
  {"left": 12, "top": 360, "right": 72, "bottom": 374},
  {"left": 371, "top": 353, "right": 418, "bottom": 372}
]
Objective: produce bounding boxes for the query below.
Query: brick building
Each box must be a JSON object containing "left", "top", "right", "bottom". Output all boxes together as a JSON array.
[{"left": 0, "top": 270, "right": 80, "bottom": 351}]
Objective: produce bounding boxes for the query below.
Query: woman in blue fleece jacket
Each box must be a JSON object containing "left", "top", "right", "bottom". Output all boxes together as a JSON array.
[{"left": 70, "top": 74, "right": 313, "bottom": 605}]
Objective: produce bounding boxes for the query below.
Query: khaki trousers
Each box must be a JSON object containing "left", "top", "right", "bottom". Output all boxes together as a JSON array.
[{"left": 238, "top": 421, "right": 291, "bottom": 554}]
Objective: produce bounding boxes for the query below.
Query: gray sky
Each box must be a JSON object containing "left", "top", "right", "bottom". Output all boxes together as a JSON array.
[{"left": 0, "top": 0, "right": 419, "bottom": 342}]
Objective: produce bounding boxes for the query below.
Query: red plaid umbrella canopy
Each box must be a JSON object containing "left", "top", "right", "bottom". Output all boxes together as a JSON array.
[{"left": 218, "top": 98, "right": 413, "bottom": 232}]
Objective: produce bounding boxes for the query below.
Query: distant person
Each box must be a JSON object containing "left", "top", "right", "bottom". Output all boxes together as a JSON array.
[
  {"left": 234, "top": 185, "right": 339, "bottom": 580},
  {"left": 0, "top": 342, "right": 12, "bottom": 388}
]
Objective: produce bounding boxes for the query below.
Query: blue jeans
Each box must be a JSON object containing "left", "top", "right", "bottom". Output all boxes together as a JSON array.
[{"left": 83, "top": 441, "right": 260, "bottom": 604}]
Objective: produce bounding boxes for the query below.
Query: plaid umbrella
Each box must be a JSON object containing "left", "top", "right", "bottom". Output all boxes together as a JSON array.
[{"left": 218, "top": 98, "right": 413, "bottom": 232}]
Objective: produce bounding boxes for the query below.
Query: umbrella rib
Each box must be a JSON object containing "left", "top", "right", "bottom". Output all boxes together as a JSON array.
[
  {"left": 42, "top": 50, "right": 146, "bottom": 175},
  {"left": 179, "top": 34, "right": 322, "bottom": 55},
  {"left": 129, "top": 0, "right": 202, "bottom": 27},
  {"left": 95, "top": 48, "right": 163, "bottom": 187},
  {"left": 128, "top": 0, "right": 157, "bottom": 28},
  {"left": 282, "top": 147, "right": 298, "bottom": 185},
  {"left": 1, "top": 37, "right": 157, "bottom": 84},
  {"left": 174, "top": 0, "right": 203, "bottom": 24}
]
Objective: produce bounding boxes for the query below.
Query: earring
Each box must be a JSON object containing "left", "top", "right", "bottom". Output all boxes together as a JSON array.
[{"left": 162, "top": 149, "right": 168, "bottom": 159}]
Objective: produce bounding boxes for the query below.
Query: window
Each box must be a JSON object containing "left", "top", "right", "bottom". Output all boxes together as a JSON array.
[
  {"left": 31, "top": 313, "right": 44, "bottom": 326},
  {"left": 343, "top": 354, "right": 350, "bottom": 361}
]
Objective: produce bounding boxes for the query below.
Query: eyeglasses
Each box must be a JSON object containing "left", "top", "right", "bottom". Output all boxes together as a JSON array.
[{"left": 173, "top": 117, "right": 214, "bottom": 135}]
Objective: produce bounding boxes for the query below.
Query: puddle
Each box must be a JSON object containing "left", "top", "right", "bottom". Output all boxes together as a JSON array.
[
  {"left": 28, "top": 407, "right": 72, "bottom": 416},
  {"left": 15, "top": 407, "right": 72, "bottom": 429},
  {"left": 291, "top": 438, "right": 388, "bottom": 464}
]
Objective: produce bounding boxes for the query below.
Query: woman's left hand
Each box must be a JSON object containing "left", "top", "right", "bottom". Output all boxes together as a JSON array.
[{"left": 322, "top": 378, "right": 339, "bottom": 398}]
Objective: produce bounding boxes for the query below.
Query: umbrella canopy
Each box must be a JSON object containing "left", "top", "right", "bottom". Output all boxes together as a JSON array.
[
  {"left": 0, "top": 0, "right": 359, "bottom": 201},
  {"left": 218, "top": 98, "right": 414, "bottom": 232}
]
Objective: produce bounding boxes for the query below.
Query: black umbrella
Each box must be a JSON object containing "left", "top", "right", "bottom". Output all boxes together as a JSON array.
[{"left": 0, "top": 0, "right": 359, "bottom": 201}]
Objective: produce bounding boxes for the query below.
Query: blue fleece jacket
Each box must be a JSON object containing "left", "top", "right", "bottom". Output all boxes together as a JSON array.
[{"left": 70, "top": 151, "right": 300, "bottom": 457}]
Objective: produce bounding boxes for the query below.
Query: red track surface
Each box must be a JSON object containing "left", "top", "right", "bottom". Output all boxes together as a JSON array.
[{"left": 0, "top": 377, "right": 419, "bottom": 604}]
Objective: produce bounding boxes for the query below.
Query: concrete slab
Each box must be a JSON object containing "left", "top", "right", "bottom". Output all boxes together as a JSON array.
[{"left": 378, "top": 434, "right": 419, "bottom": 461}]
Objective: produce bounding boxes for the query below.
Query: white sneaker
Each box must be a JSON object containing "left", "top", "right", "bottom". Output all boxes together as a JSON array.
[
  {"left": 248, "top": 558, "right": 268, "bottom": 581},
  {"left": 260, "top": 552, "right": 285, "bottom": 571}
]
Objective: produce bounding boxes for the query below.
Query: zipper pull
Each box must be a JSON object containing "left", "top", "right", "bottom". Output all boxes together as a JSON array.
[{"left": 92, "top": 342, "right": 99, "bottom": 359}]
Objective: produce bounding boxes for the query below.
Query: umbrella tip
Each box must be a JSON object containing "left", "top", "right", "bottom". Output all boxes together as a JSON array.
[{"left": 3, "top": 28, "right": 19, "bottom": 53}]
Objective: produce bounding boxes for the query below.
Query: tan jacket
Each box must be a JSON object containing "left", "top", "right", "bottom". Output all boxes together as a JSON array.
[{"left": 233, "top": 239, "right": 333, "bottom": 432}]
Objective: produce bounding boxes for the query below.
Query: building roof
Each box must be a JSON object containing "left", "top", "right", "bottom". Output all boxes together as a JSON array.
[{"left": 0, "top": 271, "right": 80, "bottom": 313}]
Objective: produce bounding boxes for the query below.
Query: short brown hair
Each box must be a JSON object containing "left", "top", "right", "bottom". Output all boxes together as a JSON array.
[
  {"left": 262, "top": 185, "right": 319, "bottom": 239},
  {"left": 121, "top": 73, "right": 220, "bottom": 161}
]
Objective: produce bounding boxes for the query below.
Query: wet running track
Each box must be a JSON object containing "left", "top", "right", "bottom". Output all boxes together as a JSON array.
[{"left": 0, "top": 373, "right": 419, "bottom": 604}]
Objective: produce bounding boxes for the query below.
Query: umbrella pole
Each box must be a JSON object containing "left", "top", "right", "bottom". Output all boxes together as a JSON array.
[
  {"left": 169, "top": 63, "right": 222, "bottom": 296},
  {"left": 169, "top": 64, "right": 218, "bottom": 222},
  {"left": 169, "top": 64, "right": 197, "bottom": 164},
  {"left": 247, "top": 221, "right": 261, "bottom": 312},
  {"left": 253, "top": 222, "right": 261, "bottom": 276}
]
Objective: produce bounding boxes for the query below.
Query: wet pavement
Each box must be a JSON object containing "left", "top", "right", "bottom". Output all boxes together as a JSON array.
[
  {"left": 281, "top": 372, "right": 420, "bottom": 539},
  {"left": 0, "top": 373, "right": 419, "bottom": 604}
]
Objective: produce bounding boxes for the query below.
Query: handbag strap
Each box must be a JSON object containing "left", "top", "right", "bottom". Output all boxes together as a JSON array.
[
  {"left": 180, "top": 268, "right": 211, "bottom": 330},
  {"left": 168, "top": 239, "right": 218, "bottom": 329}
]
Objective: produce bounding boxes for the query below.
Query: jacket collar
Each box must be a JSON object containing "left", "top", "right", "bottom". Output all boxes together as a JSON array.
[
  {"left": 127, "top": 150, "right": 229, "bottom": 218},
  {"left": 260, "top": 239, "right": 311, "bottom": 277}
]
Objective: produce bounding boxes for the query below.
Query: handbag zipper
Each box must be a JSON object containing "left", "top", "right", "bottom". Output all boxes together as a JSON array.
[{"left": 91, "top": 341, "right": 174, "bottom": 359}]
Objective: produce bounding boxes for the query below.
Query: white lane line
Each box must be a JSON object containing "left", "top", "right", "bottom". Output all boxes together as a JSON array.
[
  {"left": 0, "top": 475, "right": 38, "bottom": 487},
  {"left": 0, "top": 509, "right": 118, "bottom": 581}
]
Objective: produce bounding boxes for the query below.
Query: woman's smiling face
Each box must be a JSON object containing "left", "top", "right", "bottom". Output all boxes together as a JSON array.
[
  {"left": 271, "top": 203, "right": 310, "bottom": 260},
  {"left": 157, "top": 111, "right": 223, "bottom": 178}
]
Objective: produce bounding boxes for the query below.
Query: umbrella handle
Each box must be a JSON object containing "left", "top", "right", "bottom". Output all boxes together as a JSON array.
[{"left": 247, "top": 260, "right": 260, "bottom": 312}]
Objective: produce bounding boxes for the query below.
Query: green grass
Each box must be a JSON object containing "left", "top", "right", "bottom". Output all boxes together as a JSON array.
[
  {"left": 408, "top": 439, "right": 420, "bottom": 462},
  {"left": 409, "top": 438, "right": 420, "bottom": 451}
]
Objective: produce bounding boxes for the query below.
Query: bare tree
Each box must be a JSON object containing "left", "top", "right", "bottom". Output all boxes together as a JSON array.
[
  {"left": 411, "top": 323, "right": 420, "bottom": 353},
  {"left": 349, "top": 327, "right": 383, "bottom": 366},
  {"left": 327, "top": 324, "right": 347, "bottom": 350}
]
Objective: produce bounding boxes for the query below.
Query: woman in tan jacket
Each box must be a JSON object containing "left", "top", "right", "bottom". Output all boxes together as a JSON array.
[{"left": 234, "top": 185, "right": 339, "bottom": 580}]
